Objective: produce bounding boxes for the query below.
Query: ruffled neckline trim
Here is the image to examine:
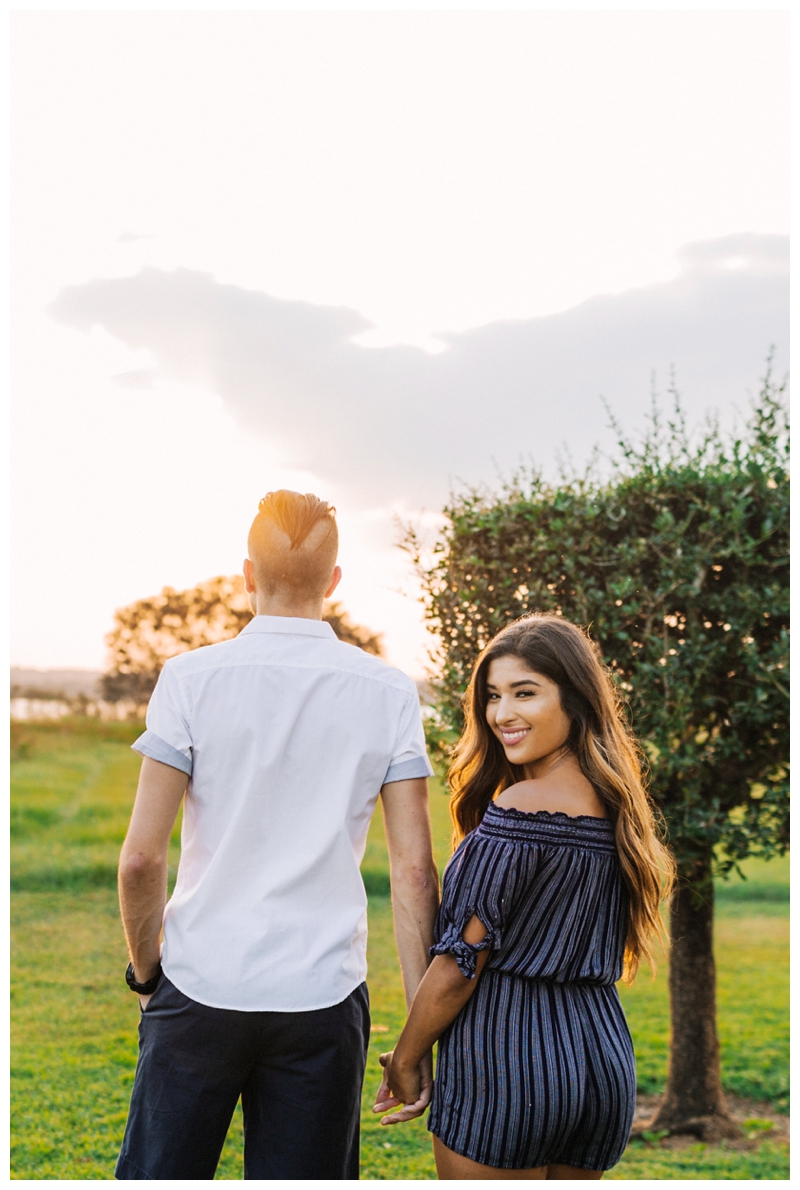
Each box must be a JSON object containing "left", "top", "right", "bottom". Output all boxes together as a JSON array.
[{"left": 487, "top": 803, "right": 613, "bottom": 828}]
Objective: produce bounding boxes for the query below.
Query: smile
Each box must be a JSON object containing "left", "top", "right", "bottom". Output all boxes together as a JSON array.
[{"left": 500, "top": 728, "right": 530, "bottom": 746}]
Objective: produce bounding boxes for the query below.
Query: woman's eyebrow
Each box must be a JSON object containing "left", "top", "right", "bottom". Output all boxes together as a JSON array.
[{"left": 486, "top": 678, "right": 543, "bottom": 690}]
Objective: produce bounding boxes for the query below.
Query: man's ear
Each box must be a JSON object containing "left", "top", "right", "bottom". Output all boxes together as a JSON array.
[
  {"left": 243, "top": 558, "right": 256, "bottom": 594},
  {"left": 324, "top": 565, "right": 342, "bottom": 600}
]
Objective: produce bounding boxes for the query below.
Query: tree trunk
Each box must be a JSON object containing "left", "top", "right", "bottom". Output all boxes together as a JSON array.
[{"left": 639, "top": 848, "right": 740, "bottom": 1142}]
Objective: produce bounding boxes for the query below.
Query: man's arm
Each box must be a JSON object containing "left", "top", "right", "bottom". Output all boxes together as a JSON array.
[
  {"left": 118, "top": 756, "right": 187, "bottom": 998},
  {"left": 379, "top": 776, "right": 440, "bottom": 1007},
  {"left": 376, "top": 776, "right": 440, "bottom": 1120}
]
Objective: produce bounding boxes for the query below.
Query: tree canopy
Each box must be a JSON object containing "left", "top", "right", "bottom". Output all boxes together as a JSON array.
[{"left": 409, "top": 370, "right": 788, "bottom": 873}]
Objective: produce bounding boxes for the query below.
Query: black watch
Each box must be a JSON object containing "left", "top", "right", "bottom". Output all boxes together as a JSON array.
[{"left": 125, "top": 961, "right": 163, "bottom": 995}]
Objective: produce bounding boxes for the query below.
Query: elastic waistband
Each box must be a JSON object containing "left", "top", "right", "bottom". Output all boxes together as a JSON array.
[{"left": 485, "top": 968, "right": 619, "bottom": 991}]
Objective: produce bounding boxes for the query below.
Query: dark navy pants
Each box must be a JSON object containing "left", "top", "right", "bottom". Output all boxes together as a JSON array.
[{"left": 116, "top": 975, "right": 370, "bottom": 1180}]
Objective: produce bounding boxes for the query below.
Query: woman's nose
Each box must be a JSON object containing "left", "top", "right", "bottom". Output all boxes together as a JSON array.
[{"left": 495, "top": 697, "right": 518, "bottom": 723}]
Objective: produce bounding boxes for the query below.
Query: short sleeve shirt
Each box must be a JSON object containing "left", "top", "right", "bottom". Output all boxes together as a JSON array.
[{"left": 133, "top": 616, "right": 433, "bottom": 1012}]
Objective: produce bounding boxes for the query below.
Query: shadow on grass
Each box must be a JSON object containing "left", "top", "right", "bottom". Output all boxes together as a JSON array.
[{"left": 11, "top": 863, "right": 120, "bottom": 893}]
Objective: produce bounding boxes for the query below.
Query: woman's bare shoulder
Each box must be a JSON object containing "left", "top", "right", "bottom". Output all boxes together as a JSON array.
[
  {"left": 495, "top": 780, "right": 539, "bottom": 807},
  {"left": 495, "top": 777, "right": 607, "bottom": 820}
]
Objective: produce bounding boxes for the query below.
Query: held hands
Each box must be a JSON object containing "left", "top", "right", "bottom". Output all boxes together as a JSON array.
[{"left": 373, "top": 1049, "right": 433, "bottom": 1124}]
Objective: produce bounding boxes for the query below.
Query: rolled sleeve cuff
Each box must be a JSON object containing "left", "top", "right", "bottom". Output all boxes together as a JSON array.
[
  {"left": 132, "top": 730, "right": 193, "bottom": 776},
  {"left": 382, "top": 755, "right": 434, "bottom": 785}
]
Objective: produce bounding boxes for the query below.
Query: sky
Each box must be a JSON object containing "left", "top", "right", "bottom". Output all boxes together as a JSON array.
[{"left": 11, "top": 9, "right": 789, "bottom": 679}]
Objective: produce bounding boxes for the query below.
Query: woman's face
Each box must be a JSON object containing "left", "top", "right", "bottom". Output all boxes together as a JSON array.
[{"left": 485, "top": 654, "right": 572, "bottom": 777}]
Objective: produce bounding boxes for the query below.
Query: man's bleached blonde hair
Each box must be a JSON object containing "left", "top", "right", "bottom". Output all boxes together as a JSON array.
[{"left": 247, "top": 490, "right": 338, "bottom": 598}]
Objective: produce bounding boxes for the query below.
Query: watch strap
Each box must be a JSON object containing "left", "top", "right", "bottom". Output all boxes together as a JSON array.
[{"left": 125, "top": 961, "right": 163, "bottom": 995}]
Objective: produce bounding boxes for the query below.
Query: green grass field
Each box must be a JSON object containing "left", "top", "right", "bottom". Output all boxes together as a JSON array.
[{"left": 11, "top": 719, "right": 789, "bottom": 1179}]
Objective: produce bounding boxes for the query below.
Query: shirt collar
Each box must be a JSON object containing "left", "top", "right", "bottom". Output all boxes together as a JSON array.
[{"left": 240, "top": 615, "right": 337, "bottom": 640}]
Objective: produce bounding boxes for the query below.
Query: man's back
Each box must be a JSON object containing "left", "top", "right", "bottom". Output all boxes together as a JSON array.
[
  {"left": 116, "top": 491, "right": 438, "bottom": 1180},
  {"left": 134, "top": 615, "right": 432, "bottom": 1011}
]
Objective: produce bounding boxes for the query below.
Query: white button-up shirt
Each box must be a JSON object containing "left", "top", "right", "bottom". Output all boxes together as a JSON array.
[{"left": 132, "top": 615, "right": 433, "bottom": 1012}]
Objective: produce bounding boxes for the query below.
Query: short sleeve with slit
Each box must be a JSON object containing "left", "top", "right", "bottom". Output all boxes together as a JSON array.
[{"left": 430, "top": 825, "right": 533, "bottom": 977}]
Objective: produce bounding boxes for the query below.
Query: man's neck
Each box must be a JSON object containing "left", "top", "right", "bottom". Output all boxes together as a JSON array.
[{"left": 253, "top": 594, "right": 324, "bottom": 620}]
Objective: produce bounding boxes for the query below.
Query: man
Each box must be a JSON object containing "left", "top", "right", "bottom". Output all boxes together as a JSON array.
[{"left": 115, "top": 491, "right": 439, "bottom": 1180}]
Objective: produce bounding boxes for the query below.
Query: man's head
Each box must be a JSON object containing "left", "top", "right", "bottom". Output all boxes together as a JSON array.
[{"left": 244, "top": 490, "right": 340, "bottom": 610}]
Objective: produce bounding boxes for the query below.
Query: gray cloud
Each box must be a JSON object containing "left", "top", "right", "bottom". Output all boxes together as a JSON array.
[
  {"left": 49, "top": 233, "right": 788, "bottom": 505},
  {"left": 112, "top": 368, "right": 159, "bottom": 390}
]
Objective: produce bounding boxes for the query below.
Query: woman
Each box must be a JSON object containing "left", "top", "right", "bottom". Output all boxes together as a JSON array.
[{"left": 374, "top": 614, "right": 674, "bottom": 1179}]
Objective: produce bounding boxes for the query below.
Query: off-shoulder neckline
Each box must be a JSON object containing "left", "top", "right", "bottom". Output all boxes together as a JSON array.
[{"left": 487, "top": 802, "right": 612, "bottom": 825}]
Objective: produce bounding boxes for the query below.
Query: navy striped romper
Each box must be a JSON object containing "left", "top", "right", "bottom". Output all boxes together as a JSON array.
[{"left": 428, "top": 803, "right": 636, "bottom": 1171}]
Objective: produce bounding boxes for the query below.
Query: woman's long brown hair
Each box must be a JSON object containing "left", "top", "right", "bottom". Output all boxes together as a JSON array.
[{"left": 448, "top": 613, "right": 675, "bottom": 982}]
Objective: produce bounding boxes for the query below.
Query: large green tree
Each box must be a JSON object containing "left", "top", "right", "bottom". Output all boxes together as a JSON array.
[
  {"left": 102, "top": 575, "right": 383, "bottom": 703},
  {"left": 407, "top": 370, "right": 788, "bottom": 1140}
]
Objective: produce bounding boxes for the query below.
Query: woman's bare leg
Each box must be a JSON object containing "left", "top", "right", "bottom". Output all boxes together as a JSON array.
[
  {"left": 433, "top": 1138, "right": 604, "bottom": 1181},
  {"left": 547, "top": 1164, "right": 603, "bottom": 1179},
  {"left": 433, "top": 1136, "right": 547, "bottom": 1180}
]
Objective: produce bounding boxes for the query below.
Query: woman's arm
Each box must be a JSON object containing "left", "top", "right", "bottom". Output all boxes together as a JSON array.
[
  {"left": 380, "top": 777, "right": 440, "bottom": 1007},
  {"left": 373, "top": 915, "right": 490, "bottom": 1124}
]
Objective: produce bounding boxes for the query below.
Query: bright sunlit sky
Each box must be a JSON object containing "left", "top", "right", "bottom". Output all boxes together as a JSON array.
[{"left": 11, "top": 7, "right": 789, "bottom": 679}]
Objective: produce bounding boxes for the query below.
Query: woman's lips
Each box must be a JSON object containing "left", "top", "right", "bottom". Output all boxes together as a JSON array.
[{"left": 500, "top": 727, "right": 530, "bottom": 746}]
